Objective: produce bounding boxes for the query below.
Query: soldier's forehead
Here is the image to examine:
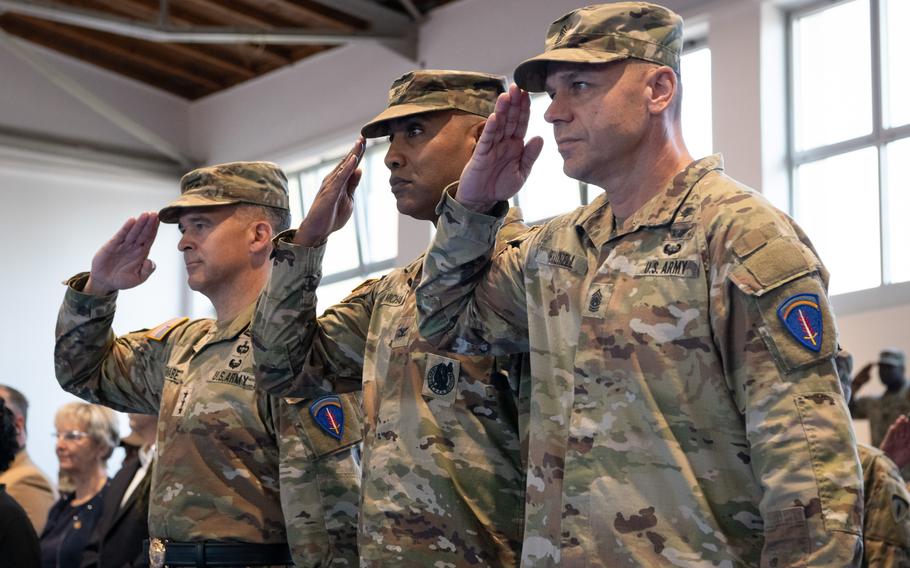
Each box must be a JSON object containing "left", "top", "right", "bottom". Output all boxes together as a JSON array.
[
  {"left": 386, "top": 109, "right": 455, "bottom": 129},
  {"left": 176, "top": 205, "right": 235, "bottom": 221}
]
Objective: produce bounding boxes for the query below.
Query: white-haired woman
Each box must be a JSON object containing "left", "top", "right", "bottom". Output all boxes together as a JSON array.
[{"left": 40, "top": 402, "right": 118, "bottom": 568}]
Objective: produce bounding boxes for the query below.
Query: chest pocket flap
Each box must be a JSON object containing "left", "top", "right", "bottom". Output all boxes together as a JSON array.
[{"left": 290, "top": 393, "right": 363, "bottom": 458}]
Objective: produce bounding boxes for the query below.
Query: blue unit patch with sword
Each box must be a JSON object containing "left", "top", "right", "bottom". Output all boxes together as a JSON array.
[
  {"left": 310, "top": 395, "right": 344, "bottom": 440},
  {"left": 777, "top": 293, "right": 823, "bottom": 352}
]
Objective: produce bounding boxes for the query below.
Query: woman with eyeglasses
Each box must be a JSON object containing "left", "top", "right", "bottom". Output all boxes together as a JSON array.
[{"left": 40, "top": 402, "right": 119, "bottom": 568}]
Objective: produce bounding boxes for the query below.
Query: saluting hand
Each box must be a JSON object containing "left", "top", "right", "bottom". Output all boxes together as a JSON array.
[
  {"left": 294, "top": 137, "right": 365, "bottom": 247},
  {"left": 852, "top": 363, "right": 874, "bottom": 391},
  {"left": 85, "top": 211, "right": 160, "bottom": 295},
  {"left": 456, "top": 84, "right": 544, "bottom": 213}
]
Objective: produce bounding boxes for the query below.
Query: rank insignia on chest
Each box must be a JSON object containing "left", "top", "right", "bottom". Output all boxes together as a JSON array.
[
  {"left": 777, "top": 293, "right": 823, "bottom": 352},
  {"left": 310, "top": 395, "right": 345, "bottom": 440}
]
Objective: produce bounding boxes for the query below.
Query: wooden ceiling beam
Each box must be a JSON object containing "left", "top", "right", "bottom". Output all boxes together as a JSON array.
[
  {"left": 12, "top": 16, "right": 224, "bottom": 91},
  {"left": 230, "top": 0, "right": 365, "bottom": 32},
  {"left": 0, "top": 15, "right": 206, "bottom": 98},
  {"left": 45, "top": 0, "right": 295, "bottom": 67},
  {"left": 170, "top": 0, "right": 274, "bottom": 29}
]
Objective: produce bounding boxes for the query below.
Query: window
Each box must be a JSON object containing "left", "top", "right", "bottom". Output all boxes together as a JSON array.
[
  {"left": 789, "top": 0, "right": 910, "bottom": 295},
  {"left": 287, "top": 142, "right": 397, "bottom": 310},
  {"left": 514, "top": 45, "right": 713, "bottom": 224},
  {"left": 680, "top": 45, "right": 713, "bottom": 161}
]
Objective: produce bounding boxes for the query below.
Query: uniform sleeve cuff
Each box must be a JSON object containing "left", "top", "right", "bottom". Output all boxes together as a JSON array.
[
  {"left": 270, "top": 233, "right": 327, "bottom": 285},
  {"left": 62, "top": 272, "right": 118, "bottom": 319},
  {"left": 436, "top": 189, "right": 508, "bottom": 244}
]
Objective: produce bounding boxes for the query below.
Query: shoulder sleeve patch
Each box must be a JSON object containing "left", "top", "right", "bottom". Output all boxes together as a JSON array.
[{"left": 145, "top": 317, "right": 189, "bottom": 341}]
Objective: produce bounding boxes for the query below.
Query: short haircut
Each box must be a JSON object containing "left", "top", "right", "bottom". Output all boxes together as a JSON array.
[
  {"left": 0, "top": 384, "right": 28, "bottom": 423},
  {"left": 0, "top": 399, "right": 18, "bottom": 472},
  {"left": 239, "top": 204, "right": 291, "bottom": 233},
  {"left": 55, "top": 402, "right": 120, "bottom": 462}
]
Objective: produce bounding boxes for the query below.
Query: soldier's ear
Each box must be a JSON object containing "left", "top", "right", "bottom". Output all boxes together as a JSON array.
[
  {"left": 249, "top": 220, "right": 273, "bottom": 253},
  {"left": 470, "top": 119, "right": 486, "bottom": 144}
]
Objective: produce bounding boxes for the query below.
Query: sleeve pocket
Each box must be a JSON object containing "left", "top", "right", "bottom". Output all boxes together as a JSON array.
[
  {"left": 730, "top": 239, "right": 835, "bottom": 374},
  {"left": 291, "top": 392, "right": 363, "bottom": 458},
  {"left": 794, "top": 393, "right": 864, "bottom": 535}
]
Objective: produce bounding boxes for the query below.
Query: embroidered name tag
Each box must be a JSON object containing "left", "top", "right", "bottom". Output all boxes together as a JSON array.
[
  {"left": 636, "top": 258, "right": 700, "bottom": 278},
  {"left": 379, "top": 291, "right": 406, "bottom": 306},
  {"left": 536, "top": 248, "right": 588, "bottom": 274},
  {"left": 209, "top": 370, "right": 255, "bottom": 390}
]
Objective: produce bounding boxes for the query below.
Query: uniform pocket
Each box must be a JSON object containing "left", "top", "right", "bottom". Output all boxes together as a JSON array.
[
  {"left": 291, "top": 393, "right": 363, "bottom": 458},
  {"left": 732, "top": 273, "right": 836, "bottom": 373},
  {"left": 793, "top": 393, "right": 863, "bottom": 535}
]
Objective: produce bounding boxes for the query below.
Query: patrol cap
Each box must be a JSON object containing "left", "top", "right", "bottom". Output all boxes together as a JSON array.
[
  {"left": 513, "top": 2, "right": 684, "bottom": 92},
  {"left": 159, "top": 161, "right": 290, "bottom": 223},
  {"left": 880, "top": 348, "right": 906, "bottom": 368},
  {"left": 360, "top": 70, "right": 507, "bottom": 139}
]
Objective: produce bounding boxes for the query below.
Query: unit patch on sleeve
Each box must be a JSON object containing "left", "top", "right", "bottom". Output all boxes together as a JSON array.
[
  {"left": 777, "top": 293, "right": 823, "bottom": 352},
  {"left": 309, "top": 395, "right": 345, "bottom": 440}
]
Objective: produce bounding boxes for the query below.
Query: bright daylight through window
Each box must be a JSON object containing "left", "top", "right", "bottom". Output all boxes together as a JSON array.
[{"left": 790, "top": 0, "right": 910, "bottom": 295}]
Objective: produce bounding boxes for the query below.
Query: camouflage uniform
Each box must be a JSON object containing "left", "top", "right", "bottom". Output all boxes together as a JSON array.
[
  {"left": 55, "top": 162, "right": 361, "bottom": 567},
  {"left": 256, "top": 217, "right": 529, "bottom": 568},
  {"left": 416, "top": 153, "right": 864, "bottom": 566},
  {"left": 254, "top": 71, "right": 530, "bottom": 567},
  {"left": 859, "top": 444, "right": 910, "bottom": 567}
]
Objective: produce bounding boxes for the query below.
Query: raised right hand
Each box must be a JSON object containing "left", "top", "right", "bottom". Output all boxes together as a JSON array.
[
  {"left": 852, "top": 363, "right": 874, "bottom": 390},
  {"left": 294, "top": 137, "right": 365, "bottom": 247},
  {"left": 456, "top": 84, "right": 544, "bottom": 213},
  {"left": 85, "top": 212, "right": 159, "bottom": 295}
]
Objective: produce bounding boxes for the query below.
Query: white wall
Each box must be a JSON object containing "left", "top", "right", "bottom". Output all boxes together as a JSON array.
[
  {"left": 0, "top": 149, "right": 185, "bottom": 479},
  {"left": 0, "top": 35, "right": 191, "bottom": 159}
]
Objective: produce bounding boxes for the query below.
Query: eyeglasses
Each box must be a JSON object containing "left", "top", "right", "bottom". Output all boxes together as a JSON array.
[{"left": 52, "top": 430, "right": 90, "bottom": 442}]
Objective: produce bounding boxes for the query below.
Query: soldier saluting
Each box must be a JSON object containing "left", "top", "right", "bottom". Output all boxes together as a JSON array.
[{"left": 54, "top": 162, "right": 363, "bottom": 567}]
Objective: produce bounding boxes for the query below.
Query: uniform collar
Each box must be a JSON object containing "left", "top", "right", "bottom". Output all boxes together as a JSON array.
[
  {"left": 577, "top": 154, "right": 724, "bottom": 249},
  {"left": 207, "top": 300, "right": 256, "bottom": 344}
]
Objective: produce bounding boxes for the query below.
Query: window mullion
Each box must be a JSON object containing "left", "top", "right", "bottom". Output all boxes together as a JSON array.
[{"left": 870, "top": 0, "right": 887, "bottom": 286}]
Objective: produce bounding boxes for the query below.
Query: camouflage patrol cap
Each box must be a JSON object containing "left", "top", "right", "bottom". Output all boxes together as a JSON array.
[
  {"left": 513, "top": 2, "right": 684, "bottom": 92},
  {"left": 158, "top": 161, "right": 289, "bottom": 223},
  {"left": 360, "top": 70, "right": 507, "bottom": 138}
]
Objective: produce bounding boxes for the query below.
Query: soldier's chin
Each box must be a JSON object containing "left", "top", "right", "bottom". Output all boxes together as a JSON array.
[{"left": 185, "top": 275, "right": 204, "bottom": 292}]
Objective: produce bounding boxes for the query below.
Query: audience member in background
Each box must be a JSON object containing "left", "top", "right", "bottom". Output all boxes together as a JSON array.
[
  {"left": 0, "top": 397, "right": 41, "bottom": 565},
  {"left": 837, "top": 351, "right": 910, "bottom": 566},
  {"left": 0, "top": 384, "right": 56, "bottom": 533},
  {"left": 40, "top": 402, "right": 118, "bottom": 568},
  {"left": 81, "top": 413, "right": 156, "bottom": 568},
  {"left": 851, "top": 348, "right": 909, "bottom": 448}
]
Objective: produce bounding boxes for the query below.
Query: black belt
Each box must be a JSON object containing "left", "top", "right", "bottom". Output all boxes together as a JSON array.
[{"left": 145, "top": 539, "right": 292, "bottom": 567}]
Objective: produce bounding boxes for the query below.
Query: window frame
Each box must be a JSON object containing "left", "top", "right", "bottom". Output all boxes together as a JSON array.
[
  {"left": 286, "top": 140, "right": 397, "bottom": 287},
  {"left": 786, "top": 0, "right": 910, "bottom": 288}
]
